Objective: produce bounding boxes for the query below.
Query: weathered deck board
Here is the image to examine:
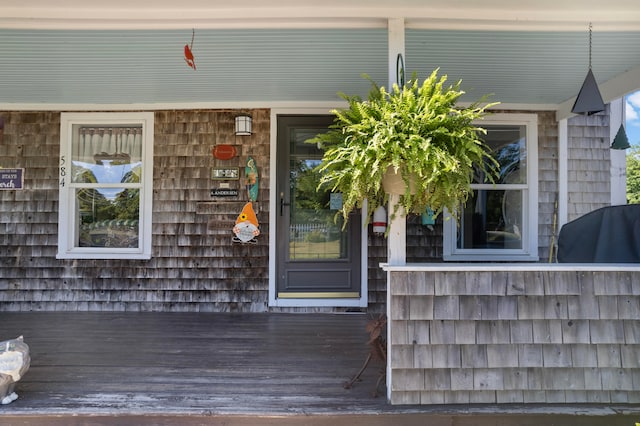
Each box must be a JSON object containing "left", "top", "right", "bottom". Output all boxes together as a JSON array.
[
  {"left": 0, "top": 312, "right": 637, "bottom": 426},
  {"left": 0, "top": 313, "right": 386, "bottom": 415}
]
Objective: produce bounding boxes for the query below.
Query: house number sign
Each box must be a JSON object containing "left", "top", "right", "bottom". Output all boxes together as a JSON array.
[{"left": 0, "top": 168, "right": 24, "bottom": 190}]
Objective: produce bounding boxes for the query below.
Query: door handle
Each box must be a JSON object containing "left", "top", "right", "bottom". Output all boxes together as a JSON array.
[{"left": 280, "top": 192, "right": 290, "bottom": 216}]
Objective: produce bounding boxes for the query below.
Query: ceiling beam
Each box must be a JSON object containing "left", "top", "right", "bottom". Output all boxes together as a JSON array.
[{"left": 2, "top": 0, "right": 640, "bottom": 30}]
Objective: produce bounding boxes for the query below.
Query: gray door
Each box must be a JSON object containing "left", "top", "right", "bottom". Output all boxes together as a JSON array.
[{"left": 276, "top": 115, "right": 361, "bottom": 299}]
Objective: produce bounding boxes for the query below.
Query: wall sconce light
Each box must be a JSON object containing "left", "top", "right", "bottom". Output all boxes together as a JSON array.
[
  {"left": 235, "top": 114, "right": 252, "bottom": 136},
  {"left": 572, "top": 23, "right": 605, "bottom": 115}
]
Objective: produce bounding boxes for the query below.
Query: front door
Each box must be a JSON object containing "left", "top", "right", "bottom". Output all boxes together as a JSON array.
[{"left": 276, "top": 115, "right": 361, "bottom": 300}]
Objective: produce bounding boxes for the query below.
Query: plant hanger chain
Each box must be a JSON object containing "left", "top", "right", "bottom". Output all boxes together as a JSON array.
[{"left": 588, "top": 22, "right": 593, "bottom": 70}]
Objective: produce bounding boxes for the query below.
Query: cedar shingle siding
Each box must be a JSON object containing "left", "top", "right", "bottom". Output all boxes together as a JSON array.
[
  {"left": 0, "top": 109, "right": 611, "bottom": 312},
  {"left": 388, "top": 269, "right": 640, "bottom": 404},
  {"left": 567, "top": 112, "right": 612, "bottom": 221},
  {"left": 537, "top": 111, "right": 560, "bottom": 260},
  {"left": 2, "top": 110, "right": 273, "bottom": 312}
]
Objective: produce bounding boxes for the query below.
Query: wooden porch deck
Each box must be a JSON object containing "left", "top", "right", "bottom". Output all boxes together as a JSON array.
[{"left": 0, "top": 312, "right": 638, "bottom": 425}]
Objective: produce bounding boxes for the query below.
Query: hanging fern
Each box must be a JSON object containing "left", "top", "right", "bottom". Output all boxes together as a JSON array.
[{"left": 308, "top": 69, "right": 499, "bottom": 229}]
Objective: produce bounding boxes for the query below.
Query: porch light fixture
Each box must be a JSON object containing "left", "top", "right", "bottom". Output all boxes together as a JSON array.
[
  {"left": 235, "top": 114, "right": 252, "bottom": 136},
  {"left": 571, "top": 23, "right": 605, "bottom": 115}
]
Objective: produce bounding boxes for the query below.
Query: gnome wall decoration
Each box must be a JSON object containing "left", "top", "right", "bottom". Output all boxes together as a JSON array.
[{"left": 233, "top": 202, "right": 260, "bottom": 243}]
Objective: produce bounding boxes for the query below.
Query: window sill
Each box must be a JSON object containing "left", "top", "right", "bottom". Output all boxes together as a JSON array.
[
  {"left": 56, "top": 251, "right": 151, "bottom": 260},
  {"left": 442, "top": 253, "right": 540, "bottom": 262}
]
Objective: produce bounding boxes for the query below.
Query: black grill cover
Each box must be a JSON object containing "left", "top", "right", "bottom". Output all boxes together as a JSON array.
[{"left": 557, "top": 205, "right": 640, "bottom": 263}]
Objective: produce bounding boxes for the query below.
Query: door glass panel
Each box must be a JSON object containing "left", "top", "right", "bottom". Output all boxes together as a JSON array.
[{"left": 288, "top": 128, "right": 348, "bottom": 261}]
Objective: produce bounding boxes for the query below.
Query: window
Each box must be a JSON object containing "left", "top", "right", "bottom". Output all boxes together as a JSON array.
[
  {"left": 443, "top": 113, "right": 538, "bottom": 261},
  {"left": 57, "top": 112, "right": 154, "bottom": 259}
]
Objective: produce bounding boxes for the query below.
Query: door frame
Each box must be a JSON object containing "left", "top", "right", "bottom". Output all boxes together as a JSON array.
[{"left": 268, "top": 108, "right": 368, "bottom": 308}]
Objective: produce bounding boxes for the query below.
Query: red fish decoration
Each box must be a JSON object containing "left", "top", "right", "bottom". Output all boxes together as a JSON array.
[{"left": 184, "top": 29, "right": 196, "bottom": 70}]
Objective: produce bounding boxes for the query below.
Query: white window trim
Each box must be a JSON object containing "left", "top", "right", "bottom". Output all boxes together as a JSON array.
[
  {"left": 57, "top": 112, "right": 154, "bottom": 260},
  {"left": 443, "top": 113, "right": 539, "bottom": 262}
]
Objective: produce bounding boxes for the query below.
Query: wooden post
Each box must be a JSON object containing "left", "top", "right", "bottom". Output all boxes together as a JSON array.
[
  {"left": 386, "top": 17, "right": 406, "bottom": 404},
  {"left": 387, "top": 195, "right": 406, "bottom": 266},
  {"left": 386, "top": 18, "right": 406, "bottom": 267}
]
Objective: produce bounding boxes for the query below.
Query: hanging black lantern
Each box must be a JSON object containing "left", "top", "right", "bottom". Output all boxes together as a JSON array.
[
  {"left": 571, "top": 23, "right": 605, "bottom": 115},
  {"left": 611, "top": 123, "right": 631, "bottom": 150}
]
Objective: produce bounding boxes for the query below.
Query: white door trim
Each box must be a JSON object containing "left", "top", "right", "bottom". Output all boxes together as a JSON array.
[{"left": 268, "top": 108, "right": 368, "bottom": 308}]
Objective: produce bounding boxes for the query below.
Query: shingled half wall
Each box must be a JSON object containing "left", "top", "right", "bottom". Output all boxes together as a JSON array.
[{"left": 386, "top": 265, "right": 640, "bottom": 404}]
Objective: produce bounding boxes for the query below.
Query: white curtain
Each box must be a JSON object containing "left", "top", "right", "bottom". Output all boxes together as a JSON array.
[{"left": 77, "top": 127, "right": 142, "bottom": 163}]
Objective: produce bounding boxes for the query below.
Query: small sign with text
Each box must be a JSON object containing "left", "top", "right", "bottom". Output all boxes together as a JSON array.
[{"left": 0, "top": 168, "right": 24, "bottom": 190}]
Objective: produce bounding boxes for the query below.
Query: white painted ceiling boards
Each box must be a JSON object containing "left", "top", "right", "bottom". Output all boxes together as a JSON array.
[{"left": 1, "top": 0, "right": 639, "bottom": 114}]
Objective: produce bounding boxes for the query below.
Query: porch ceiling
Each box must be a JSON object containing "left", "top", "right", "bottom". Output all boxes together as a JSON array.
[{"left": 1, "top": 1, "right": 640, "bottom": 114}]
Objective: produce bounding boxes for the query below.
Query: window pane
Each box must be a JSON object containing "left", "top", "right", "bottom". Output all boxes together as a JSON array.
[
  {"left": 475, "top": 125, "right": 526, "bottom": 184},
  {"left": 76, "top": 188, "right": 140, "bottom": 248},
  {"left": 72, "top": 126, "right": 143, "bottom": 184},
  {"left": 457, "top": 189, "right": 522, "bottom": 249}
]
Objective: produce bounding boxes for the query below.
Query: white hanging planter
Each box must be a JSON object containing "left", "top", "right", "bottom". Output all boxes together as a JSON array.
[{"left": 382, "top": 166, "right": 417, "bottom": 195}]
